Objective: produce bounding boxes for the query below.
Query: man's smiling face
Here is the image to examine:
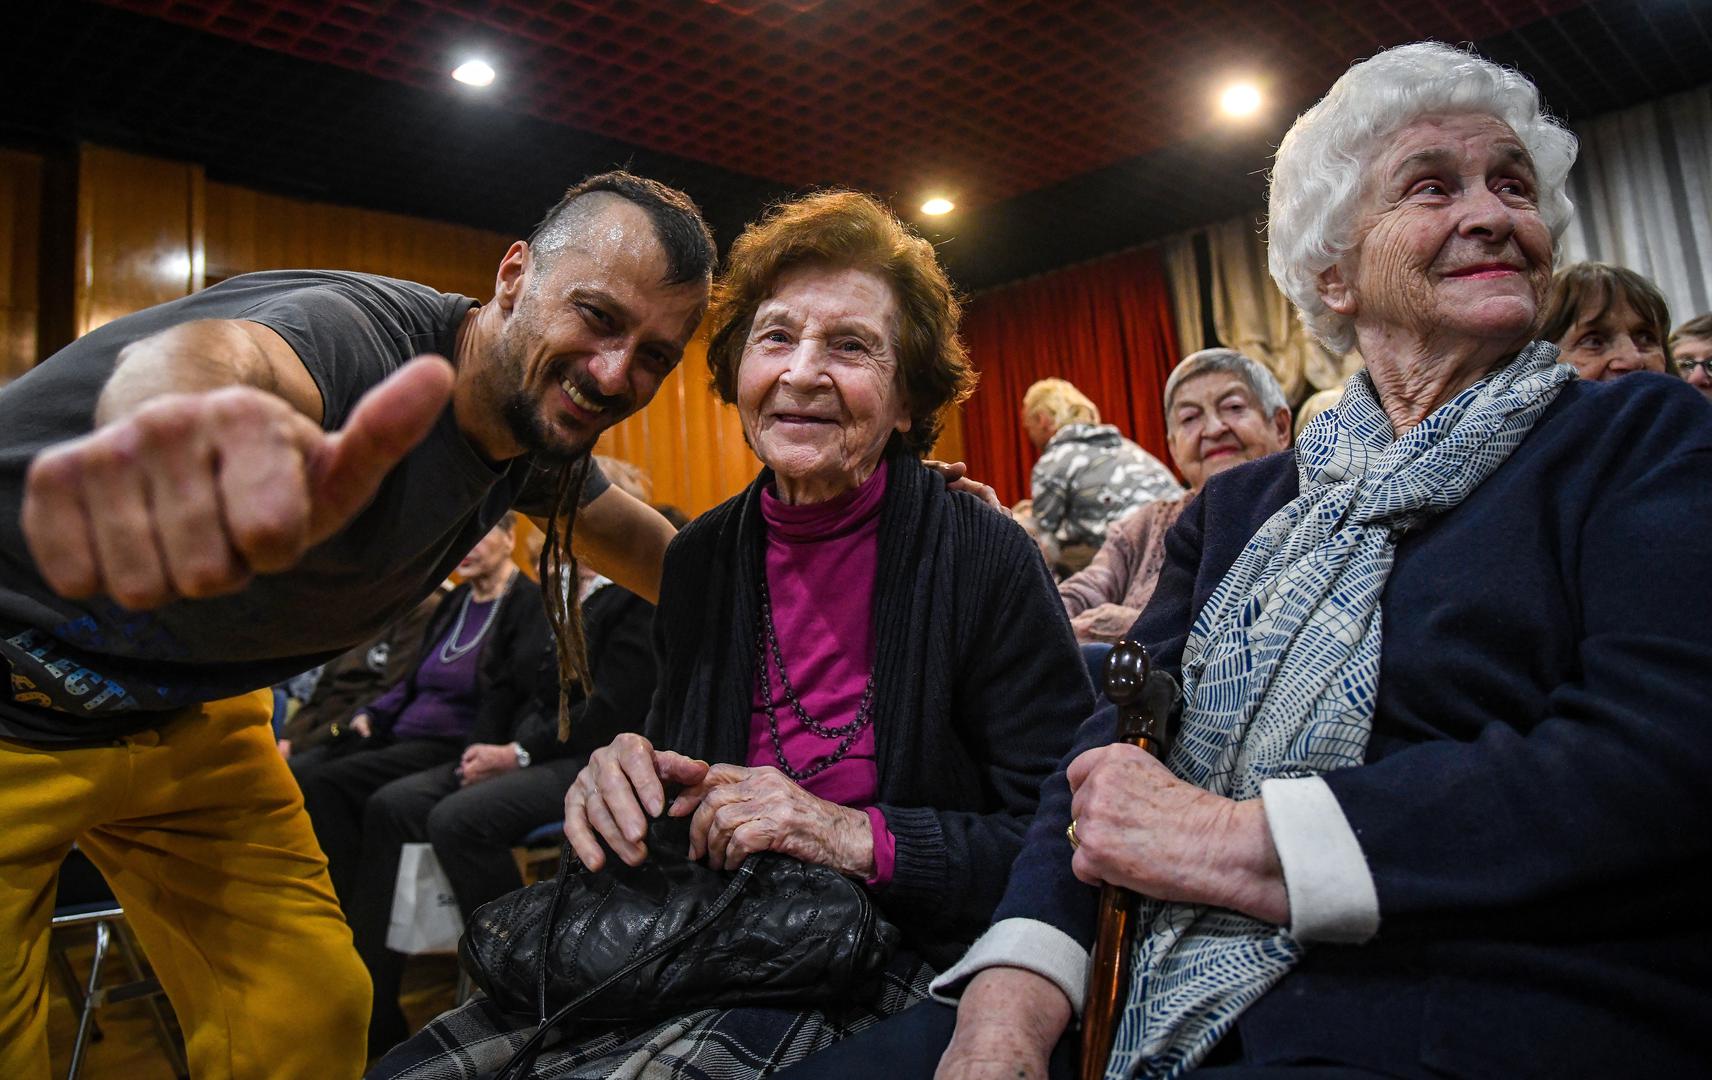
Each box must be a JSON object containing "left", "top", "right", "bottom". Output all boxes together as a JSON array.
[{"left": 494, "top": 198, "right": 708, "bottom": 462}]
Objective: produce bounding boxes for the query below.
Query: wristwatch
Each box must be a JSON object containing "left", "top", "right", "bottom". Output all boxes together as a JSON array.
[{"left": 513, "top": 743, "right": 532, "bottom": 769}]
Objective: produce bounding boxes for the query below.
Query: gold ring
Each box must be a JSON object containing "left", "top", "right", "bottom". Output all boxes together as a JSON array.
[{"left": 1066, "top": 819, "right": 1080, "bottom": 851}]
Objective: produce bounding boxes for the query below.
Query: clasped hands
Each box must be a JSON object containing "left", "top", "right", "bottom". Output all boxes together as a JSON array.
[{"left": 562, "top": 732, "right": 876, "bottom": 877}]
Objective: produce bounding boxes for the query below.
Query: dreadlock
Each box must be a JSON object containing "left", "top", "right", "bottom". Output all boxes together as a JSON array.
[
  {"left": 540, "top": 455, "right": 594, "bottom": 740},
  {"left": 523, "top": 170, "right": 713, "bottom": 738}
]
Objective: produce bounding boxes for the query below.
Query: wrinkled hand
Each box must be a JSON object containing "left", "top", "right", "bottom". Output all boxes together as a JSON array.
[
  {"left": 924, "top": 460, "right": 1007, "bottom": 515},
  {"left": 563, "top": 733, "right": 711, "bottom": 869},
  {"left": 1066, "top": 744, "right": 1287, "bottom": 923},
  {"left": 22, "top": 356, "right": 454, "bottom": 610},
  {"left": 935, "top": 968, "right": 1069, "bottom": 1080},
  {"left": 459, "top": 742, "right": 520, "bottom": 787},
  {"left": 675, "top": 764, "right": 875, "bottom": 874}
]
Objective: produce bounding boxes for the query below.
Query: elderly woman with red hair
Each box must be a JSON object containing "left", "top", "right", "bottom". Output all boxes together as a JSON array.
[{"left": 371, "top": 192, "right": 1092, "bottom": 1079}]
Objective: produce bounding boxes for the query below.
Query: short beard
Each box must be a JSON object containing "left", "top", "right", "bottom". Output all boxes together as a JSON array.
[
  {"left": 499, "top": 388, "right": 593, "bottom": 465},
  {"left": 494, "top": 298, "right": 598, "bottom": 465}
]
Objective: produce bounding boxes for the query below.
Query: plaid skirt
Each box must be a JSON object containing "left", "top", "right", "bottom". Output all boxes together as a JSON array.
[{"left": 367, "top": 951, "right": 936, "bottom": 1080}]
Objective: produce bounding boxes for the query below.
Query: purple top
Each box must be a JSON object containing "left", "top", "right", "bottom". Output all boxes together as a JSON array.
[
  {"left": 749, "top": 461, "right": 896, "bottom": 886},
  {"left": 376, "top": 595, "right": 494, "bottom": 741}
]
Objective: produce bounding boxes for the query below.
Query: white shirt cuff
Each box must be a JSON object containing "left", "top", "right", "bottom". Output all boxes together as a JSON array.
[
  {"left": 1261, "top": 775, "right": 1380, "bottom": 944},
  {"left": 928, "top": 917, "right": 1090, "bottom": 1016}
]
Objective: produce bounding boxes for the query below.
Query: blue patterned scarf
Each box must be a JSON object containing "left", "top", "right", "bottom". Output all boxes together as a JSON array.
[{"left": 1105, "top": 343, "right": 1573, "bottom": 1079}]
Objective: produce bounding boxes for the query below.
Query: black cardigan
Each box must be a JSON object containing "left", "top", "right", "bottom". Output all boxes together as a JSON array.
[
  {"left": 646, "top": 451, "right": 1094, "bottom": 966},
  {"left": 364, "top": 575, "right": 550, "bottom": 745}
]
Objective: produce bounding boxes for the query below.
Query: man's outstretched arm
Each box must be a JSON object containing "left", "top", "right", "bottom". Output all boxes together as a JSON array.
[
  {"left": 24, "top": 319, "right": 452, "bottom": 610},
  {"left": 93, "top": 319, "right": 327, "bottom": 427}
]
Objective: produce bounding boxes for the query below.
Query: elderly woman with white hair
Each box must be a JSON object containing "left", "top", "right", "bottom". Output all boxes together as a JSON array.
[{"left": 789, "top": 42, "right": 1712, "bottom": 1079}]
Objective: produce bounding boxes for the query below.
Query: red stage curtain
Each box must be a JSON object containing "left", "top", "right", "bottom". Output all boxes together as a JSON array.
[{"left": 960, "top": 247, "right": 1182, "bottom": 506}]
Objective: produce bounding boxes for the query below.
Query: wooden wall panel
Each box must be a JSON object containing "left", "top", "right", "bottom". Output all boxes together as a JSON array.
[
  {"left": 0, "top": 149, "right": 43, "bottom": 383},
  {"left": 74, "top": 146, "right": 204, "bottom": 337},
  {"left": 930, "top": 403, "right": 966, "bottom": 467},
  {"left": 205, "top": 181, "right": 510, "bottom": 299}
]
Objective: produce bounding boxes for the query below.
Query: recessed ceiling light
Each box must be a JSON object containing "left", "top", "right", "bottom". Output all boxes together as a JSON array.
[
  {"left": 921, "top": 197, "right": 954, "bottom": 216},
  {"left": 453, "top": 59, "right": 496, "bottom": 87},
  {"left": 1219, "top": 82, "right": 1262, "bottom": 118}
]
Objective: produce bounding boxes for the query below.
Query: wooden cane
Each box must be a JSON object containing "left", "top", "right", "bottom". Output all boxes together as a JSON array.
[{"left": 1078, "top": 639, "right": 1178, "bottom": 1080}]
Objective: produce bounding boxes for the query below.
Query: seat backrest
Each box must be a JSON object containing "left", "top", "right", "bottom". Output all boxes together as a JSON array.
[{"left": 54, "top": 847, "right": 117, "bottom": 913}]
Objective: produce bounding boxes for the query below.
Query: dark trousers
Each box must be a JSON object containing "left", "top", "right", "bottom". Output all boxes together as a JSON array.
[
  {"left": 292, "top": 736, "right": 464, "bottom": 910},
  {"left": 348, "top": 756, "right": 584, "bottom": 1052},
  {"left": 776, "top": 999, "right": 1389, "bottom": 1078},
  {"left": 773, "top": 1000, "right": 1075, "bottom": 1078}
]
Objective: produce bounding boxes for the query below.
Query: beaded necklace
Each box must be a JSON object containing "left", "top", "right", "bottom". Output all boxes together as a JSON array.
[
  {"left": 438, "top": 572, "right": 514, "bottom": 664},
  {"left": 755, "top": 575, "right": 877, "bottom": 781}
]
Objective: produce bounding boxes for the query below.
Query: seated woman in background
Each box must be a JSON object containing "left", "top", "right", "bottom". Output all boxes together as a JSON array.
[
  {"left": 1670, "top": 312, "right": 1712, "bottom": 402},
  {"left": 370, "top": 191, "right": 1095, "bottom": 1079},
  {"left": 275, "top": 589, "right": 443, "bottom": 763},
  {"left": 1059, "top": 348, "right": 1291, "bottom": 644},
  {"left": 294, "top": 514, "right": 548, "bottom": 909},
  {"left": 351, "top": 462, "right": 661, "bottom": 1056},
  {"left": 803, "top": 41, "right": 1711, "bottom": 1079},
  {"left": 1539, "top": 260, "right": 1676, "bottom": 382}
]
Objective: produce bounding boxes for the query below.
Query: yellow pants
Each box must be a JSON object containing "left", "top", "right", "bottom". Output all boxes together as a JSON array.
[{"left": 0, "top": 690, "right": 370, "bottom": 1079}]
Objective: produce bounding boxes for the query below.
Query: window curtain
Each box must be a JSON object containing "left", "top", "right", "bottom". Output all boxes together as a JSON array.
[
  {"left": 1205, "top": 217, "right": 1361, "bottom": 404},
  {"left": 1162, "top": 231, "right": 1206, "bottom": 358},
  {"left": 1559, "top": 83, "right": 1712, "bottom": 325},
  {"left": 961, "top": 247, "right": 1180, "bottom": 506}
]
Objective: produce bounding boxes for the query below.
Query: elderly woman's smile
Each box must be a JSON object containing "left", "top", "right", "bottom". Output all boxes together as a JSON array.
[
  {"left": 737, "top": 263, "right": 913, "bottom": 505},
  {"left": 1316, "top": 112, "right": 1555, "bottom": 430}
]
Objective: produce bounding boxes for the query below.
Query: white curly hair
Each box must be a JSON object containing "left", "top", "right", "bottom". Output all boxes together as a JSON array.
[{"left": 1267, "top": 42, "right": 1578, "bottom": 355}]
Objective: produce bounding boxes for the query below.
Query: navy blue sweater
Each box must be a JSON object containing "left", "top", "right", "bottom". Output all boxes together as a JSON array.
[{"left": 998, "top": 372, "right": 1712, "bottom": 1076}]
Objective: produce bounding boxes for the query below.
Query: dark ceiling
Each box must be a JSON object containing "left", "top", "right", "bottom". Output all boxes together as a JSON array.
[{"left": 7, "top": 0, "right": 1710, "bottom": 292}]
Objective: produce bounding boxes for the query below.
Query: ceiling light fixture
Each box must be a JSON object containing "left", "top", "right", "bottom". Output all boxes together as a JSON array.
[
  {"left": 1219, "top": 82, "right": 1262, "bottom": 118},
  {"left": 921, "top": 197, "right": 954, "bottom": 216},
  {"left": 452, "top": 59, "right": 496, "bottom": 87}
]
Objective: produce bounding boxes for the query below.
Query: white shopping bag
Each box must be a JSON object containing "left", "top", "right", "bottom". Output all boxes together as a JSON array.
[{"left": 386, "top": 843, "right": 464, "bottom": 954}]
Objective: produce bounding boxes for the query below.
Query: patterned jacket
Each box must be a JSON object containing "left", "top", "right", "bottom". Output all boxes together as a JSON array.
[{"left": 1030, "top": 423, "right": 1182, "bottom": 549}]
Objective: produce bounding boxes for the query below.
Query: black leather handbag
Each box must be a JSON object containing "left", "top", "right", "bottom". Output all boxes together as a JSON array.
[{"left": 459, "top": 814, "right": 900, "bottom": 1076}]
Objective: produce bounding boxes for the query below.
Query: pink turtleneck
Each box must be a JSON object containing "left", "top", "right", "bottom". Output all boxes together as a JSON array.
[{"left": 749, "top": 459, "right": 895, "bottom": 886}]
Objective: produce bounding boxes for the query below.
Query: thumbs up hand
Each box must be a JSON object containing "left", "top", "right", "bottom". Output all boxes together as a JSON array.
[{"left": 22, "top": 355, "right": 455, "bottom": 610}]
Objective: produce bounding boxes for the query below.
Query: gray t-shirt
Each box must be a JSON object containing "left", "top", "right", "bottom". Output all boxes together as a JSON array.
[{"left": 0, "top": 270, "right": 606, "bottom": 744}]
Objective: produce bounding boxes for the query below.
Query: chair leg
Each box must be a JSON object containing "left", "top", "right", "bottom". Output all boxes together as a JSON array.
[
  {"left": 112, "top": 924, "right": 190, "bottom": 1079},
  {"left": 51, "top": 946, "right": 87, "bottom": 1017},
  {"left": 52, "top": 945, "right": 106, "bottom": 1047},
  {"left": 66, "top": 922, "right": 111, "bottom": 1080}
]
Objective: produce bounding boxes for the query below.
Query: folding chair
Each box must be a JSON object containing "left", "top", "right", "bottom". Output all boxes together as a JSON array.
[
  {"left": 512, "top": 819, "right": 566, "bottom": 886},
  {"left": 50, "top": 848, "right": 189, "bottom": 1080}
]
